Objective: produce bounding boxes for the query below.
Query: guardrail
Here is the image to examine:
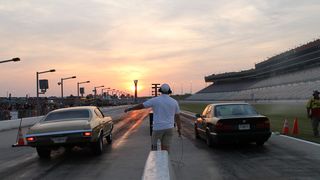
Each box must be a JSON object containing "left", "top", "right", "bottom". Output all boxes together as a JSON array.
[{"left": 0, "top": 116, "right": 43, "bottom": 131}]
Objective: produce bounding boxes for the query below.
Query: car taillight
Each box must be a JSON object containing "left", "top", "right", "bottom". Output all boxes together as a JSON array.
[
  {"left": 256, "top": 119, "right": 270, "bottom": 129},
  {"left": 26, "top": 137, "right": 36, "bottom": 142},
  {"left": 215, "top": 122, "right": 234, "bottom": 131},
  {"left": 83, "top": 132, "right": 92, "bottom": 137}
]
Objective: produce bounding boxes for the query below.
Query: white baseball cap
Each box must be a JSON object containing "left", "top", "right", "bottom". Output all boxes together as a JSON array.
[{"left": 160, "top": 83, "right": 171, "bottom": 93}]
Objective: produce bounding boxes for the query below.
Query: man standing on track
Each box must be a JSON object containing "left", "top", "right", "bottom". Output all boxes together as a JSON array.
[
  {"left": 307, "top": 90, "right": 320, "bottom": 137},
  {"left": 124, "top": 83, "right": 181, "bottom": 152}
]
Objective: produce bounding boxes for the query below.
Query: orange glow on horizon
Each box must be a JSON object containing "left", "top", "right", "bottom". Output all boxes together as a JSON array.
[{"left": 130, "top": 84, "right": 143, "bottom": 93}]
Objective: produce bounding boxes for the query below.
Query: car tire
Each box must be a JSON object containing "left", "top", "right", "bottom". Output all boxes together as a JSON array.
[
  {"left": 36, "top": 147, "right": 51, "bottom": 159},
  {"left": 194, "top": 125, "right": 200, "bottom": 139},
  {"left": 92, "top": 135, "right": 104, "bottom": 155},
  {"left": 256, "top": 140, "right": 265, "bottom": 147},
  {"left": 106, "top": 133, "right": 112, "bottom": 144},
  {"left": 206, "top": 131, "right": 214, "bottom": 147}
]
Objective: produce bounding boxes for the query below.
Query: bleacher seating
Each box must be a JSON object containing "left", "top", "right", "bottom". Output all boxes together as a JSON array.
[{"left": 188, "top": 66, "right": 320, "bottom": 101}]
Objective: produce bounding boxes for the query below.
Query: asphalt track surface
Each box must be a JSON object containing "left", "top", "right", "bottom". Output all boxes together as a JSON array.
[{"left": 0, "top": 106, "right": 320, "bottom": 179}]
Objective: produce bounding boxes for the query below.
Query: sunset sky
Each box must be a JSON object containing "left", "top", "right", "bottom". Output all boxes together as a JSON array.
[{"left": 1, "top": 0, "right": 320, "bottom": 97}]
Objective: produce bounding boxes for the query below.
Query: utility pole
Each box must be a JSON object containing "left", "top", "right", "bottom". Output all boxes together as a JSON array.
[
  {"left": 134, "top": 80, "right": 138, "bottom": 103},
  {"left": 151, "top": 83, "right": 160, "bottom": 97}
]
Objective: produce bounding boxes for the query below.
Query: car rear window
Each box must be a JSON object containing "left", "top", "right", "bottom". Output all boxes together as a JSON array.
[
  {"left": 215, "top": 104, "right": 258, "bottom": 117},
  {"left": 44, "top": 109, "right": 90, "bottom": 121}
]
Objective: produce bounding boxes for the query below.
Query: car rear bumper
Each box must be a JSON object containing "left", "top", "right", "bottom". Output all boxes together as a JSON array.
[
  {"left": 26, "top": 131, "right": 96, "bottom": 148},
  {"left": 211, "top": 131, "right": 271, "bottom": 144}
]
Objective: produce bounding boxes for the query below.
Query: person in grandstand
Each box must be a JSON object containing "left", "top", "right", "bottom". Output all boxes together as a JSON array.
[
  {"left": 124, "top": 83, "right": 181, "bottom": 152},
  {"left": 306, "top": 90, "right": 320, "bottom": 137}
]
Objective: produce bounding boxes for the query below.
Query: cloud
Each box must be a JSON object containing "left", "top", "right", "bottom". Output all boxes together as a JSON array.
[{"left": 1, "top": 0, "right": 320, "bottom": 96}]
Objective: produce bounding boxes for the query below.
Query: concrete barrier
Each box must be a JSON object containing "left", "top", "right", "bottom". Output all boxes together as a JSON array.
[
  {"left": 141, "top": 111, "right": 194, "bottom": 180},
  {"left": 0, "top": 116, "right": 43, "bottom": 131},
  {"left": 142, "top": 150, "right": 175, "bottom": 180}
]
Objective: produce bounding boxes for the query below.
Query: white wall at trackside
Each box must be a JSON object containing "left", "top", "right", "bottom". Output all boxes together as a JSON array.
[{"left": 0, "top": 116, "right": 43, "bottom": 131}]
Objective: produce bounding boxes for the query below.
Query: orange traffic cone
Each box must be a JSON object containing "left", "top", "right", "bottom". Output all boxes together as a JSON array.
[
  {"left": 292, "top": 118, "right": 299, "bottom": 135},
  {"left": 282, "top": 118, "right": 290, "bottom": 135},
  {"left": 12, "top": 127, "right": 26, "bottom": 147}
]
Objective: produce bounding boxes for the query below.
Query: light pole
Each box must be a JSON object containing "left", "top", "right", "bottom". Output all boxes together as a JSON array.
[
  {"left": 36, "top": 69, "right": 55, "bottom": 115},
  {"left": 134, "top": 80, "right": 138, "bottom": 103},
  {"left": 94, "top": 85, "right": 104, "bottom": 99},
  {"left": 77, "top": 80, "right": 90, "bottom": 98},
  {"left": 0, "top": 57, "right": 20, "bottom": 64},
  {"left": 58, "top": 76, "right": 76, "bottom": 99},
  {"left": 101, "top": 88, "right": 109, "bottom": 96}
]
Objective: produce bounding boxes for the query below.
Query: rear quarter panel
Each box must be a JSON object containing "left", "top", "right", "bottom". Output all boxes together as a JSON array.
[{"left": 89, "top": 114, "right": 101, "bottom": 141}]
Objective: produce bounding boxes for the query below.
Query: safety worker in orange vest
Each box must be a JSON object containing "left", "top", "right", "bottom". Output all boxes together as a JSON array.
[{"left": 306, "top": 90, "right": 320, "bottom": 137}]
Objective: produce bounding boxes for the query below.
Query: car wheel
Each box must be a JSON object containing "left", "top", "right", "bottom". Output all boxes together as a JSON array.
[
  {"left": 256, "top": 140, "right": 265, "bottom": 147},
  {"left": 206, "top": 131, "right": 214, "bottom": 147},
  {"left": 194, "top": 125, "right": 200, "bottom": 139},
  {"left": 36, "top": 147, "right": 51, "bottom": 159},
  {"left": 92, "top": 135, "right": 104, "bottom": 155},
  {"left": 106, "top": 133, "right": 112, "bottom": 144}
]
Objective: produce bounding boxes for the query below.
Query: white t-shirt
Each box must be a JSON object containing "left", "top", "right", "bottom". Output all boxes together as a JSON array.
[{"left": 143, "top": 94, "right": 180, "bottom": 130}]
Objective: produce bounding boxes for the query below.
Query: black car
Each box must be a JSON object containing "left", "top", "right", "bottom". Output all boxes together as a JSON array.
[{"left": 194, "top": 103, "right": 271, "bottom": 147}]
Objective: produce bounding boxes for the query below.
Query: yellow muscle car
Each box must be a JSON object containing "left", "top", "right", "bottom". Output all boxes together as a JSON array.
[{"left": 25, "top": 106, "right": 113, "bottom": 158}]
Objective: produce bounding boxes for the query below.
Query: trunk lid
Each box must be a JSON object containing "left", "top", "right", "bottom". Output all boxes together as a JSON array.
[
  {"left": 28, "top": 119, "right": 91, "bottom": 135},
  {"left": 215, "top": 115, "right": 270, "bottom": 132}
]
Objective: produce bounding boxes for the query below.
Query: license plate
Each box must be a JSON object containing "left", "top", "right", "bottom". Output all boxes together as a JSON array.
[
  {"left": 51, "top": 137, "right": 67, "bottom": 143},
  {"left": 238, "top": 124, "right": 250, "bottom": 130}
]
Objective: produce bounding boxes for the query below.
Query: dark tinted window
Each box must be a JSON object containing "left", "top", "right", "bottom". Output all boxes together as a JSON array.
[
  {"left": 44, "top": 109, "right": 90, "bottom": 121},
  {"left": 215, "top": 104, "right": 258, "bottom": 117}
]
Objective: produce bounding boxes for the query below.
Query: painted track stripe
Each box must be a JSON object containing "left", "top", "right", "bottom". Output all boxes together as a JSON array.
[{"left": 278, "top": 134, "right": 320, "bottom": 147}]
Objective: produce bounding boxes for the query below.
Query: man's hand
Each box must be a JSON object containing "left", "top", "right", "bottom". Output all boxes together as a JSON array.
[{"left": 124, "top": 104, "right": 144, "bottom": 113}]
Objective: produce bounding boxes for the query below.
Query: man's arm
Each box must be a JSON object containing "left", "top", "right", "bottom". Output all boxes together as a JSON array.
[
  {"left": 175, "top": 113, "right": 182, "bottom": 136},
  {"left": 306, "top": 99, "right": 312, "bottom": 118},
  {"left": 124, "top": 104, "right": 145, "bottom": 113},
  {"left": 307, "top": 108, "right": 311, "bottom": 118}
]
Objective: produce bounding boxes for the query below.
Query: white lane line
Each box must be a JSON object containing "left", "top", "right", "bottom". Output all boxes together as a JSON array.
[
  {"left": 112, "top": 118, "right": 144, "bottom": 148},
  {"left": 277, "top": 134, "right": 320, "bottom": 147}
]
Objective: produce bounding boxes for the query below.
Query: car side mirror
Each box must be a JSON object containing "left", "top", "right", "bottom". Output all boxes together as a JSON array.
[{"left": 195, "top": 113, "right": 201, "bottom": 118}]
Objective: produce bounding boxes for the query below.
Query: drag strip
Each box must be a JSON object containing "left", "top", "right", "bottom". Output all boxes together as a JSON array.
[{"left": 1, "top": 108, "right": 320, "bottom": 179}]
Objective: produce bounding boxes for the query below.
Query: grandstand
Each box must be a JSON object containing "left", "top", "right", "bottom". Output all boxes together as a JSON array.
[{"left": 188, "top": 39, "right": 320, "bottom": 101}]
